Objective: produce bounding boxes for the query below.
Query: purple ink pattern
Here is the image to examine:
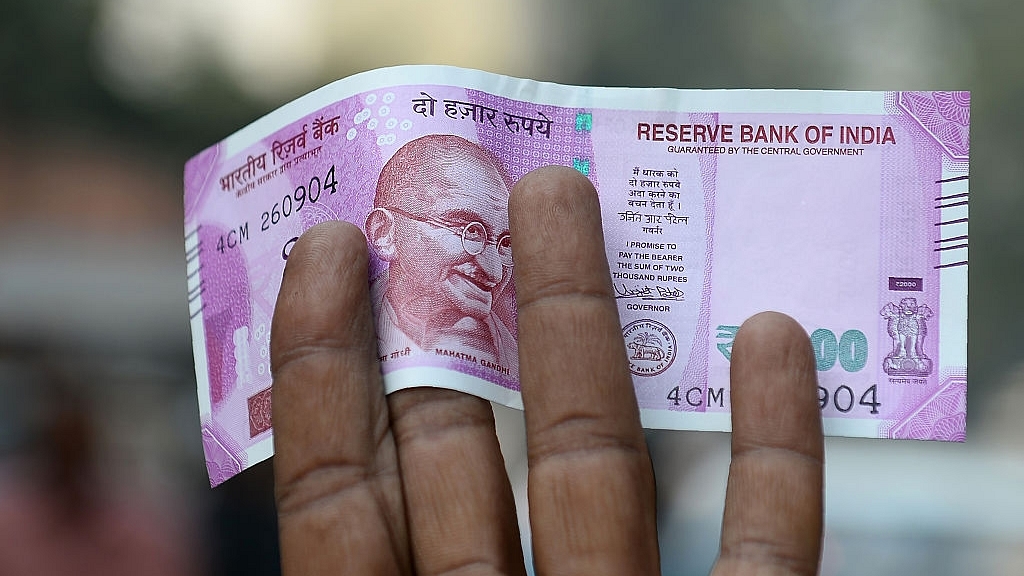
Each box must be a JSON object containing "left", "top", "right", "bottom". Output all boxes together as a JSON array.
[
  {"left": 202, "top": 426, "right": 242, "bottom": 487},
  {"left": 896, "top": 91, "right": 970, "bottom": 160},
  {"left": 198, "top": 224, "right": 252, "bottom": 406},
  {"left": 673, "top": 111, "right": 719, "bottom": 413},
  {"left": 889, "top": 377, "right": 967, "bottom": 441},
  {"left": 470, "top": 89, "right": 592, "bottom": 184}
]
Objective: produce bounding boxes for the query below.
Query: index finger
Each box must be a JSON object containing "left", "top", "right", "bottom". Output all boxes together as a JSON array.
[
  {"left": 510, "top": 166, "right": 660, "bottom": 575},
  {"left": 270, "top": 222, "right": 411, "bottom": 575}
]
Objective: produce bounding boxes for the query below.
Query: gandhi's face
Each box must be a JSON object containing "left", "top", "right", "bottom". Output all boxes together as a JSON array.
[{"left": 389, "top": 157, "right": 510, "bottom": 320}]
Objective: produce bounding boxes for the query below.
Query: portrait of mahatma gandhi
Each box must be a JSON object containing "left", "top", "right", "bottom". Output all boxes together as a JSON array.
[{"left": 366, "top": 134, "right": 517, "bottom": 371}]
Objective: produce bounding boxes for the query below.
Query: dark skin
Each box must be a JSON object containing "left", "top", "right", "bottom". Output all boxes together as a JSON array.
[{"left": 270, "top": 166, "right": 824, "bottom": 575}]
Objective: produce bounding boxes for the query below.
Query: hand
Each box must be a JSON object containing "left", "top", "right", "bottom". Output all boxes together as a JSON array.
[{"left": 269, "top": 166, "right": 824, "bottom": 575}]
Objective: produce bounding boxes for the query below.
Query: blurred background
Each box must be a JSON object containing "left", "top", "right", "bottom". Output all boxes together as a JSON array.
[{"left": 0, "top": 0, "right": 1021, "bottom": 574}]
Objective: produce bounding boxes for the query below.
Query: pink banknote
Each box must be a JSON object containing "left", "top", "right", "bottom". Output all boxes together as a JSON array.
[{"left": 184, "top": 66, "right": 969, "bottom": 486}]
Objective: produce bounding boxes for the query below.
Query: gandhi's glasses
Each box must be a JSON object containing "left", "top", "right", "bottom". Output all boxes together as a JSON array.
[{"left": 385, "top": 207, "right": 513, "bottom": 267}]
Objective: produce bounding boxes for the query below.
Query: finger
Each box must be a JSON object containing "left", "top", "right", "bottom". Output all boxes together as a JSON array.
[
  {"left": 713, "top": 311, "right": 824, "bottom": 576},
  {"left": 386, "top": 389, "right": 526, "bottom": 576},
  {"left": 271, "top": 221, "right": 411, "bottom": 575},
  {"left": 510, "top": 166, "right": 660, "bottom": 575}
]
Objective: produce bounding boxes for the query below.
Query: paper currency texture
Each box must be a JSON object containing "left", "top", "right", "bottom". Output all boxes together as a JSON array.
[{"left": 184, "top": 66, "right": 969, "bottom": 486}]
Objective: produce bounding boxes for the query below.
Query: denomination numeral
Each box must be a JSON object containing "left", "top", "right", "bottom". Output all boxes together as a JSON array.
[
  {"left": 810, "top": 328, "right": 868, "bottom": 372},
  {"left": 717, "top": 324, "right": 867, "bottom": 373}
]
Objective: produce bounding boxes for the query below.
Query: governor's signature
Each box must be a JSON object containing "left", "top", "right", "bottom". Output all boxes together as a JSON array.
[{"left": 614, "top": 284, "right": 685, "bottom": 301}]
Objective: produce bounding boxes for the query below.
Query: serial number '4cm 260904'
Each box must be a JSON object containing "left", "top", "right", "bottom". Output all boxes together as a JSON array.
[
  {"left": 663, "top": 383, "right": 881, "bottom": 414},
  {"left": 215, "top": 164, "right": 340, "bottom": 254}
]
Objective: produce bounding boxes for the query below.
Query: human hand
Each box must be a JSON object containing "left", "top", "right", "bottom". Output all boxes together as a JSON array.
[{"left": 270, "top": 166, "right": 823, "bottom": 575}]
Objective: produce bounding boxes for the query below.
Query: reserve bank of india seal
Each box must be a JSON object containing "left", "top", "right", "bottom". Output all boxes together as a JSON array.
[{"left": 622, "top": 319, "right": 677, "bottom": 377}]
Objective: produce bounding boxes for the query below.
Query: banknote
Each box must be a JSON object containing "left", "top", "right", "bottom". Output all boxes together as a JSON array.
[{"left": 184, "top": 65, "right": 969, "bottom": 486}]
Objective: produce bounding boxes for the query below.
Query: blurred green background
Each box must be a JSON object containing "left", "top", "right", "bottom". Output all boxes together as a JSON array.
[{"left": 0, "top": 1, "right": 1021, "bottom": 574}]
